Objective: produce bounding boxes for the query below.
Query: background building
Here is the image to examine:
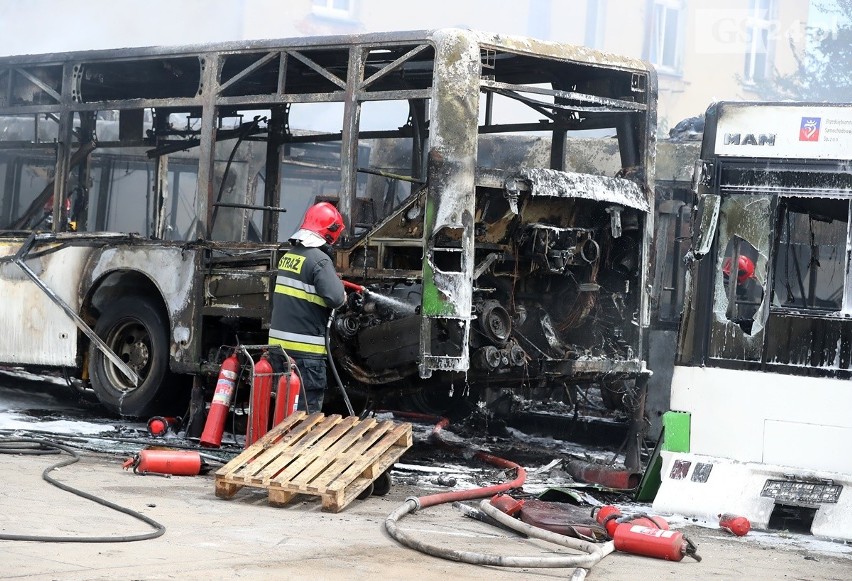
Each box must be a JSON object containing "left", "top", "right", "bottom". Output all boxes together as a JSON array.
[{"left": 0, "top": 0, "right": 822, "bottom": 132}]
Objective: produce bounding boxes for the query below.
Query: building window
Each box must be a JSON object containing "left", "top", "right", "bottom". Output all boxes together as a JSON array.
[
  {"left": 585, "top": 0, "right": 607, "bottom": 49},
  {"left": 312, "top": 0, "right": 354, "bottom": 20},
  {"left": 743, "top": 0, "right": 775, "bottom": 83},
  {"left": 647, "top": 0, "right": 682, "bottom": 73}
]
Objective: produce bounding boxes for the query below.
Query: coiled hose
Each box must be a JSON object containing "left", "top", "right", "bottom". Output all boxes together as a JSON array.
[
  {"left": 383, "top": 412, "right": 614, "bottom": 576},
  {"left": 0, "top": 437, "right": 165, "bottom": 542}
]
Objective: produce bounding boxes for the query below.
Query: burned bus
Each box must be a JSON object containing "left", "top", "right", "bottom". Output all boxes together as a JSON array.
[
  {"left": 0, "top": 30, "right": 656, "bottom": 451},
  {"left": 654, "top": 102, "right": 852, "bottom": 541}
]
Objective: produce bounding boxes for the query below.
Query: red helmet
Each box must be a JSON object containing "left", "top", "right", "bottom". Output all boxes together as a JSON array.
[
  {"left": 723, "top": 255, "right": 755, "bottom": 284},
  {"left": 300, "top": 202, "right": 344, "bottom": 244}
]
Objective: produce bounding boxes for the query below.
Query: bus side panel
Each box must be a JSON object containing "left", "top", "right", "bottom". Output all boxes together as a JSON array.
[
  {"left": 85, "top": 245, "right": 200, "bottom": 368},
  {"left": 0, "top": 243, "right": 86, "bottom": 366},
  {"left": 419, "top": 30, "right": 480, "bottom": 373},
  {"left": 670, "top": 365, "right": 852, "bottom": 473}
]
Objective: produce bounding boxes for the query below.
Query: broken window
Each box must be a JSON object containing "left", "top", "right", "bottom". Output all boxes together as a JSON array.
[
  {"left": 0, "top": 152, "right": 52, "bottom": 230},
  {"left": 710, "top": 194, "right": 770, "bottom": 359},
  {"left": 772, "top": 197, "right": 848, "bottom": 312},
  {"left": 209, "top": 108, "right": 269, "bottom": 242}
]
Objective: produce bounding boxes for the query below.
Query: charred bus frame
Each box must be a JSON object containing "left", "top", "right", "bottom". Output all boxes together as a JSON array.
[{"left": 0, "top": 30, "right": 657, "bottom": 458}]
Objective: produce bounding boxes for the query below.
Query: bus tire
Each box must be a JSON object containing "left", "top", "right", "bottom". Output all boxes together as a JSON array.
[{"left": 88, "top": 296, "right": 171, "bottom": 417}]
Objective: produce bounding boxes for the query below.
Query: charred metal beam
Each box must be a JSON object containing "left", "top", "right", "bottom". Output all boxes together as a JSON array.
[
  {"left": 357, "top": 166, "right": 424, "bottom": 184},
  {"left": 145, "top": 123, "right": 266, "bottom": 158},
  {"left": 340, "top": 46, "right": 366, "bottom": 241},
  {"left": 360, "top": 44, "right": 429, "bottom": 89},
  {"left": 14, "top": 67, "right": 61, "bottom": 103},
  {"left": 197, "top": 53, "right": 219, "bottom": 240},
  {"left": 12, "top": 233, "right": 140, "bottom": 387},
  {"left": 74, "top": 112, "right": 95, "bottom": 232},
  {"left": 217, "top": 51, "right": 280, "bottom": 95},
  {"left": 285, "top": 50, "right": 347, "bottom": 90},
  {"left": 213, "top": 202, "right": 287, "bottom": 213},
  {"left": 216, "top": 91, "right": 347, "bottom": 107},
  {"left": 277, "top": 51, "right": 288, "bottom": 94},
  {"left": 480, "top": 79, "right": 646, "bottom": 111},
  {"left": 263, "top": 104, "right": 286, "bottom": 242},
  {"left": 489, "top": 87, "right": 636, "bottom": 116},
  {"left": 0, "top": 141, "right": 58, "bottom": 150}
]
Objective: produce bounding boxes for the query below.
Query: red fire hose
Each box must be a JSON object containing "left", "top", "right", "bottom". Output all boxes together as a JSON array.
[
  {"left": 383, "top": 412, "right": 614, "bottom": 572},
  {"left": 342, "top": 279, "right": 365, "bottom": 293}
]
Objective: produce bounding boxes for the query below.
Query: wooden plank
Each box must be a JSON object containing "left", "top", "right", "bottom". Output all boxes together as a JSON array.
[
  {"left": 254, "top": 415, "right": 354, "bottom": 485},
  {"left": 214, "top": 480, "right": 243, "bottom": 499},
  {"left": 283, "top": 418, "right": 385, "bottom": 489},
  {"left": 324, "top": 440, "right": 410, "bottom": 512},
  {"left": 213, "top": 413, "right": 413, "bottom": 512},
  {"left": 327, "top": 423, "right": 411, "bottom": 492},
  {"left": 268, "top": 488, "right": 297, "bottom": 507},
  {"left": 214, "top": 411, "right": 313, "bottom": 477},
  {"left": 306, "top": 421, "right": 398, "bottom": 491},
  {"left": 228, "top": 413, "right": 333, "bottom": 481}
]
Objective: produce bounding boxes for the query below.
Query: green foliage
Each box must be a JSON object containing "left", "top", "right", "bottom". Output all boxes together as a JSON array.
[{"left": 747, "top": 1, "right": 852, "bottom": 101}]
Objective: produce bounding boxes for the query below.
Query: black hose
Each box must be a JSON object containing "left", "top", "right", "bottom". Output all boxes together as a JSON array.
[
  {"left": 0, "top": 437, "right": 166, "bottom": 543},
  {"left": 326, "top": 308, "right": 355, "bottom": 416},
  {"left": 0, "top": 428, "right": 240, "bottom": 461}
]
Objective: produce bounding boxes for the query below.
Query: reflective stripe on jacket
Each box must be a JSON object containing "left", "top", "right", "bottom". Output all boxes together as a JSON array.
[{"left": 269, "top": 245, "right": 345, "bottom": 358}]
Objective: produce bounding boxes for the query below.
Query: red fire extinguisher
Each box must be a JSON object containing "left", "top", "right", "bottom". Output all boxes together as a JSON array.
[
  {"left": 594, "top": 505, "right": 670, "bottom": 537},
  {"left": 592, "top": 504, "right": 669, "bottom": 538},
  {"left": 122, "top": 449, "right": 209, "bottom": 476},
  {"left": 272, "top": 358, "right": 301, "bottom": 424},
  {"left": 612, "top": 523, "right": 701, "bottom": 562},
  {"left": 200, "top": 351, "right": 240, "bottom": 448},
  {"left": 147, "top": 416, "right": 181, "bottom": 437},
  {"left": 489, "top": 493, "right": 525, "bottom": 517},
  {"left": 245, "top": 353, "right": 274, "bottom": 448},
  {"left": 719, "top": 513, "right": 751, "bottom": 536}
]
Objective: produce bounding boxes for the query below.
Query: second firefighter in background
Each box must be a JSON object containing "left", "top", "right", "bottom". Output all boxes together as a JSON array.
[{"left": 269, "top": 202, "right": 346, "bottom": 412}]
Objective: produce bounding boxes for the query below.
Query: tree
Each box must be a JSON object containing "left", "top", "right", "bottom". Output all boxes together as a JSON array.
[{"left": 747, "top": 1, "right": 852, "bottom": 101}]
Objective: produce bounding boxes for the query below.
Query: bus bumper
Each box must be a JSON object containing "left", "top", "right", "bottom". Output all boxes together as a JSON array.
[{"left": 652, "top": 451, "right": 852, "bottom": 542}]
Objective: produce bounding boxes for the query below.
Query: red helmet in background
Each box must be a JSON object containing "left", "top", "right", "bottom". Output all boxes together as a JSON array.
[
  {"left": 300, "top": 202, "right": 344, "bottom": 244},
  {"left": 723, "top": 255, "right": 755, "bottom": 284}
]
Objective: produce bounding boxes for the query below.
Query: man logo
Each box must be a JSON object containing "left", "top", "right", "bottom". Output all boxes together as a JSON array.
[
  {"left": 723, "top": 133, "right": 776, "bottom": 146},
  {"left": 800, "top": 117, "right": 820, "bottom": 142}
]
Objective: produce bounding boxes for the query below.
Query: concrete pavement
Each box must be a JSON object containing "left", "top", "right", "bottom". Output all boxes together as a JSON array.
[{"left": 1, "top": 445, "right": 851, "bottom": 580}]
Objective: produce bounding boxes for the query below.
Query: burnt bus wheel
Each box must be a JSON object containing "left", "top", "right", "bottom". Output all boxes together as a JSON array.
[{"left": 88, "top": 296, "right": 171, "bottom": 417}]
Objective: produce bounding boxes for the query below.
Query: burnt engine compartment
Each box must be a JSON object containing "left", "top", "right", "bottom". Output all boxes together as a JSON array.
[{"left": 331, "top": 187, "right": 645, "bottom": 405}]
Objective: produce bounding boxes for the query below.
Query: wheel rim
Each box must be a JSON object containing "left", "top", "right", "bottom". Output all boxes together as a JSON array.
[{"left": 102, "top": 318, "right": 153, "bottom": 393}]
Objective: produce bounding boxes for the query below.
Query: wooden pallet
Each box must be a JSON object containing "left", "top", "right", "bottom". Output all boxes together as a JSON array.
[{"left": 214, "top": 411, "right": 412, "bottom": 512}]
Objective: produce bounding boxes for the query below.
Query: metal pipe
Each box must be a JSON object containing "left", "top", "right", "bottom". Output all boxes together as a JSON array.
[{"left": 12, "top": 233, "right": 139, "bottom": 387}]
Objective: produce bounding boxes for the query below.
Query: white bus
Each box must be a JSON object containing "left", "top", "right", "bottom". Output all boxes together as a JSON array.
[{"left": 654, "top": 101, "right": 852, "bottom": 541}]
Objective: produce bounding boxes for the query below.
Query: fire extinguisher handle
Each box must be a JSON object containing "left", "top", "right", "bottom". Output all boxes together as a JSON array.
[{"left": 684, "top": 536, "right": 702, "bottom": 562}]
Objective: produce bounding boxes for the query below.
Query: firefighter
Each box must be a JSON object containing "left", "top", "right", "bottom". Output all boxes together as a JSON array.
[
  {"left": 269, "top": 202, "right": 346, "bottom": 413},
  {"left": 722, "top": 254, "right": 763, "bottom": 329}
]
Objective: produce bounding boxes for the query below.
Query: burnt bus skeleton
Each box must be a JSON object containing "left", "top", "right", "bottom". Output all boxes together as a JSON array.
[
  {"left": 333, "top": 169, "right": 649, "bottom": 398},
  {"left": 0, "top": 30, "right": 655, "bottom": 460}
]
